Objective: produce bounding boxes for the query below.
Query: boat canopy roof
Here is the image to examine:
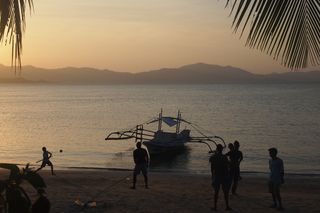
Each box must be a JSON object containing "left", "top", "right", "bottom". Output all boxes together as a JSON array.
[
  {"left": 147, "top": 116, "right": 191, "bottom": 127},
  {"left": 162, "top": 117, "right": 177, "bottom": 127}
]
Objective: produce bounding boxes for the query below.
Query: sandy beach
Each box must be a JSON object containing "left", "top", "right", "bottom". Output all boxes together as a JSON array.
[{"left": 1, "top": 169, "right": 319, "bottom": 213}]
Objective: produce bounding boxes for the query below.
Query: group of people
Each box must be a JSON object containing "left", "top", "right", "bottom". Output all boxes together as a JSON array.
[
  {"left": 209, "top": 141, "right": 243, "bottom": 211},
  {"left": 131, "top": 140, "right": 284, "bottom": 212},
  {"left": 208, "top": 141, "right": 284, "bottom": 211},
  {"left": 36, "top": 142, "right": 284, "bottom": 212}
]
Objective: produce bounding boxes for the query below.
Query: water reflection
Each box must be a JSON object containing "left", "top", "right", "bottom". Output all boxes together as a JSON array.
[
  {"left": 1, "top": 84, "right": 320, "bottom": 174},
  {"left": 149, "top": 147, "right": 191, "bottom": 171}
]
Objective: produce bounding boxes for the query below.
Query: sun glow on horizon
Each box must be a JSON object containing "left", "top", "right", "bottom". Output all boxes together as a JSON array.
[{"left": 0, "top": 0, "right": 291, "bottom": 74}]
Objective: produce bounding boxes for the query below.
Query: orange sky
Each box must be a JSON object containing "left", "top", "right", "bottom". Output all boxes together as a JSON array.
[{"left": 0, "top": 0, "right": 298, "bottom": 73}]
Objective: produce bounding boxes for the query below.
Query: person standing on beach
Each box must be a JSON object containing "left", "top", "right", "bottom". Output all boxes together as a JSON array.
[
  {"left": 226, "top": 143, "right": 236, "bottom": 195},
  {"left": 268, "top": 147, "right": 284, "bottom": 211},
  {"left": 36, "top": 147, "right": 55, "bottom": 175},
  {"left": 209, "top": 144, "right": 231, "bottom": 211},
  {"left": 131, "top": 142, "right": 149, "bottom": 189},
  {"left": 227, "top": 141, "right": 243, "bottom": 195}
]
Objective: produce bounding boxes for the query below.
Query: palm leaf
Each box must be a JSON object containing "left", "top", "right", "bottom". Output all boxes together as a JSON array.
[
  {"left": 0, "top": 0, "right": 33, "bottom": 71},
  {"left": 0, "top": 163, "right": 20, "bottom": 180},
  {"left": 226, "top": 0, "right": 320, "bottom": 69},
  {"left": 23, "top": 171, "right": 46, "bottom": 189}
]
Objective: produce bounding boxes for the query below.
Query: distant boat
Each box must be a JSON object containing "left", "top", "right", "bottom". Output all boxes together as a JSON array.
[{"left": 105, "top": 110, "right": 225, "bottom": 155}]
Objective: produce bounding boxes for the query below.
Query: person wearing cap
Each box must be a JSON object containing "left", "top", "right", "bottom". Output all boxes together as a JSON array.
[
  {"left": 32, "top": 188, "right": 50, "bottom": 213},
  {"left": 268, "top": 147, "right": 284, "bottom": 211},
  {"left": 209, "top": 144, "right": 231, "bottom": 211}
]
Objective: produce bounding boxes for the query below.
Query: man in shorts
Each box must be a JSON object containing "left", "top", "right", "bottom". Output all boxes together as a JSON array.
[
  {"left": 210, "top": 144, "right": 231, "bottom": 211},
  {"left": 36, "top": 147, "right": 55, "bottom": 175},
  {"left": 268, "top": 147, "right": 284, "bottom": 210},
  {"left": 131, "top": 142, "right": 149, "bottom": 189}
]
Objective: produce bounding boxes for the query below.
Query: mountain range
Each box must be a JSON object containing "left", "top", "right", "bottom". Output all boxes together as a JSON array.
[{"left": 0, "top": 63, "right": 320, "bottom": 84}]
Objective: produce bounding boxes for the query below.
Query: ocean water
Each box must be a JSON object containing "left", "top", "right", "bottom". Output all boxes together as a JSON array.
[{"left": 0, "top": 84, "right": 319, "bottom": 175}]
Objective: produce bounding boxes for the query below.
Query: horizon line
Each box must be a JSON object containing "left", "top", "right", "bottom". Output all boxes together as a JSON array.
[{"left": 1, "top": 63, "right": 319, "bottom": 75}]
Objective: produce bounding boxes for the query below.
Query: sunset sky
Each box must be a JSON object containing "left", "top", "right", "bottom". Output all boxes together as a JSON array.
[{"left": 0, "top": 0, "right": 296, "bottom": 74}]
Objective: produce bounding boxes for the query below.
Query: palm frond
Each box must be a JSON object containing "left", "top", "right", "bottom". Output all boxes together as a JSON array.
[
  {"left": 0, "top": 0, "right": 33, "bottom": 71},
  {"left": 226, "top": 0, "right": 320, "bottom": 69},
  {"left": 0, "top": 163, "right": 20, "bottom": 180},
  {"left": 24, "top": 171, "right": 46, "bottom": 189}
]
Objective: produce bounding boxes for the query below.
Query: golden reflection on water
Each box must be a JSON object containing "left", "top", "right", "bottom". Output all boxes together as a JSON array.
[{"left": 0, "top": 84, "right": 320, "bottom": 174}]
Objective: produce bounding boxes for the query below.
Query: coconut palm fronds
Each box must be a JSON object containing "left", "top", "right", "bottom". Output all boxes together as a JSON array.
[
  {"left": 0, "top": 0, "right": 33, "bottom": 71},
  {"left": 226, "top": 0, "right": 320, "bottom": 69}
]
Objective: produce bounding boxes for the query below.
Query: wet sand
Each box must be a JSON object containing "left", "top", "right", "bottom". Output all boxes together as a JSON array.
[{"left": 1, "top": 169, "right": 320, "bottom": 212}]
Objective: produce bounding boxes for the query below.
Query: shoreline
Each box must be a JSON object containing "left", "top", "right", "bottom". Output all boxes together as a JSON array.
[
  {"left": 66, "top": 167, "right": 320, "bottom": 178},
  {"left": 1, "top": 169, "right": 320, "bottom": 212},
  {"left": 9, "top": 163, "right": 320, "bottom": 177}
]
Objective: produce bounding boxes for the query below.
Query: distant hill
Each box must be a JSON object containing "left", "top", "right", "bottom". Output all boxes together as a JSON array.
[{"left": 0, "top": 63, "right": 319, "bottom": 84}]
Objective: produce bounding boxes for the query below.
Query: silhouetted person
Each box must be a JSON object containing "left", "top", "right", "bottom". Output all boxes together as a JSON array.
[
  {"left": 209, "top": 144, "right": 231, "bottom": 211},
  {"left": 32, "top": 188, "right": 50, "bottom": 213},
  {"left": 268, "top": 148, "right": 284, "bottom": 211},
  {"left": 226, "top": 141, "right": 243, "bottom": 195},
  {"left": 131, "top": 142, "right": 149, "bottom": 189},
  {"left": 36, "top": 147, "right": 55, "bottom": 175},
  {"left": 226, "top": 143, "right": 236, "bottom": 195},
  {"left": 233, "top": 141, "right": 243, "bottom": 190}
]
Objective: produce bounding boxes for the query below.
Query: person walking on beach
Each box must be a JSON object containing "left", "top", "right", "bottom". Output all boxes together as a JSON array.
[
  {"left": 268, "top": 147, "right": 284, "bottom": 211},
  {"left": 36, "top": 147, "right": 55, "bottom": 175},
  {"left": 131, "top": 142, "right": 149, "bottom": 189},
  {"left": 209, "top": 144, "right": 231, "bottom": 211}
]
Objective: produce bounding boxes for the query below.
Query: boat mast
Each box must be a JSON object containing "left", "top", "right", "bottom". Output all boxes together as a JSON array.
[
  {"left": 176, "top": 110, "right": 181, "bottom": 134},
  {"left": 158, "top": 108, "right": 162, "bottom": 131},
  {"left": 135, "top": 124, "right": 143, "bottom": 143}
]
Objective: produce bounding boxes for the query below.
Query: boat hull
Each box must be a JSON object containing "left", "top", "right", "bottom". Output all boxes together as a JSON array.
[
  {"left": 143, "top": 140, "right": 187, "bottom": 155},
  {"left": 142, "top": 129, "right": 191, "bottom": 155}
]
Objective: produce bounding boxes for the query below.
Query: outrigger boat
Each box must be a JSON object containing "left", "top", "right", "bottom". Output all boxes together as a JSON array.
[{"left": 105, "top": 110, "right": 226, "bottom": 155}]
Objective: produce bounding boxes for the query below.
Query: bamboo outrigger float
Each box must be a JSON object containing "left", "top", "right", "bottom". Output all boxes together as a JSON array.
[{"left": 105, "top": 110, "right": 226, "bottom": 155}]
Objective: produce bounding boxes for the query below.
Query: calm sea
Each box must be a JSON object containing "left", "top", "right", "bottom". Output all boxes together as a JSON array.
[{"left": 0, "top": 84, "right": 319, "bottom": 175}]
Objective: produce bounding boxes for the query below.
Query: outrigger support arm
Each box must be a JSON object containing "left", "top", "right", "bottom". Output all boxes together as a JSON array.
[
  {"left": 213, "top": 136, "right": 226, "bottom": 148},
  {"left": 105, "top": 131, "right": 136, "bottom": 140},
  {"left": 188, "top": 140, "right": 215, "bottom": 153},
  {"left": 189, "top": 135, "right": 226, "bottom": 153},
  {"left": 105, "top": 128, "right": 156, "bottom": 141}
]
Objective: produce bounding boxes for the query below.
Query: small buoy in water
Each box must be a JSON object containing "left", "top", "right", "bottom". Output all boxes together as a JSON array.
[{"left": 60, "top": 149, "right": 63, "bottom": 153}]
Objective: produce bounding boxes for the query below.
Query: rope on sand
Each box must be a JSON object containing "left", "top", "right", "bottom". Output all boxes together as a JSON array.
[{"left": 54, "top": 171, "right": 133, "bottom": 210}]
